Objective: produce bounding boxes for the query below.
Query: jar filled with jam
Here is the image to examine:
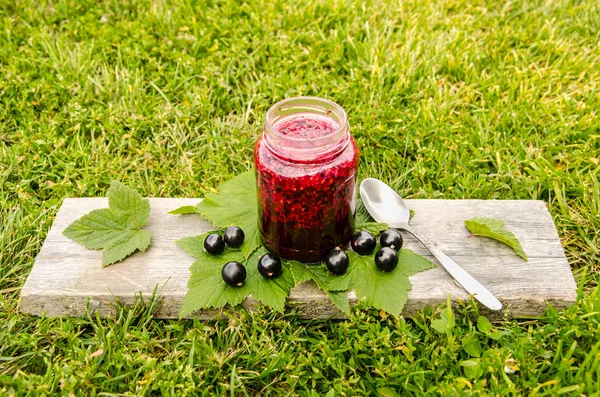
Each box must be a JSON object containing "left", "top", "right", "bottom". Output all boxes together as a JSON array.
[{"left": 254, "top": 97, "right": 359, "bottom": 263}]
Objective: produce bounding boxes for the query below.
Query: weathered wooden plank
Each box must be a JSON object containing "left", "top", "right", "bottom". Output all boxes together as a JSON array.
[{"left": 19, "top": 198, "right": 577, "bottom": 319}]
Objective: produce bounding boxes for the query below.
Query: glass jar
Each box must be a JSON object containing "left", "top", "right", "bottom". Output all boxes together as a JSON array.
[{"left": 254, "top": 97, "right": 360, "bottom": 263}]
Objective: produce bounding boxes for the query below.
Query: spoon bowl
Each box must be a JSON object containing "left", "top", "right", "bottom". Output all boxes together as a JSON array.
[
  {"left": 359, "top": 178, "right": 410, "bottom": 228},
  {"left": 359, "top": 178, "right": 503, "bottom": 311}
]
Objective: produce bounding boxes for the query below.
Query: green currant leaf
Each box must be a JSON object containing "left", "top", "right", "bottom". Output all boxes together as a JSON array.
[
  {"left": 355, "top": 199, "right": 388, "bottom": 235},
  {"left": 168, "top": 206, "right": 198, "bottom": 215},
  {"left": 348, "top": 249, "right": 435, "bottom": 316},
  {"left": 171, "top": 170, "right": 261, "bottom": 258},
  {"left": 176, "top": 232, "right": 212, "bottom": 259},
  {"left": 62, "top": 181, "right": 151, "bottom": 267},
  {"left": 177, "top": 236, "right": 294, "bottom": 315},
  {"left": 287, "top": 260, "right": 351, "bottom": 314},
  {"left": 287, "top": 260, "right": 314, "bottom": 285},
  {"left": 180, "top": 249, "right": 251, "bottom": 316},
  {"left": 288, "top": 260, "right": 354, "bottom": 292},
  {"left": 245, "top": 247, "right": 295, "bottom": 313},
  {"left": 326, "top": 291, "right": 350, "bottom": 314},
  {"left": 464, "top": 217, "right": 528, "bottom": 261}
]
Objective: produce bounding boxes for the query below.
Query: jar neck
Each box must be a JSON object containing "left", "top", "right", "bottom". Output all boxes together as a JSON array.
[{"left": 263, "top": 97, "right": 350, "bottom": 163}]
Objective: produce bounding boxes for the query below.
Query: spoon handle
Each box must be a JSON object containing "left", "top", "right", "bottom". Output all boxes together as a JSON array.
[{"left": 403, "top": 225, "right": 503, "bottom": 311}]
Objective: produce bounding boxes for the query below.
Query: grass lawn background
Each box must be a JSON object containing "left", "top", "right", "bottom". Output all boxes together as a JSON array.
[{"left": 1, "top": 0, "right": 599, "bottom": 394}]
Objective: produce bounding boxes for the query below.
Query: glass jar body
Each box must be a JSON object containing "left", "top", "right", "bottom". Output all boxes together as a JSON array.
[{"left": 254, "top": 97, "right": 359, "bottom": 263}]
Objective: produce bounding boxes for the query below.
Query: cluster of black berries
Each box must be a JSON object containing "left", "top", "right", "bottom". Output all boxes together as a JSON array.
[
  {"left": 325, "top": 229, "right": 404, "bottom": 275},
  {"left": 207, "top": 226, "right": 403, "bottom": 287},
  {"left": 204, "top": 226, "right": 282, "bottom": 288}
]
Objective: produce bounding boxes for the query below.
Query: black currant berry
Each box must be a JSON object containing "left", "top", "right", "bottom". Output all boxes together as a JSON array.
[
  {"left": 325, "top": 248, "right": 349, "bottom": 276},
  {"left": 375, "top": 247, "right": 399, "bottom": 272},
  {"left": 204, "top": 233, "right": 225, "bottom": 254},
  {"left": 380, "top": 229, "right": 403, "bottom": 250},
  {"left": 351, "top": 231, "right": 377, "bottom": 255},
  {"left": 222, "top": 261, "right": 246, "bottom": 287},
  {"left": 224, "top": 226, "right": 245, "bottom": 248},
  {"left": 258, "top": 253, "right": 282, "bottom": 279}
]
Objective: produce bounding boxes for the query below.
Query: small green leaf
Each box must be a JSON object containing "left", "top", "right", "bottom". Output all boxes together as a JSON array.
[
  {"left": 460, "top": 359, "right": 483, "bottom": 379},
  {"left": 465, "top": 217, "right": 528, "bottom": 261},
  {"left": 477, "top": 315, "right": 493, "bottom": 333},
  {"left": 355, "top": 199, "right": 388, "bottom": 235},
  {"left": 195, "top": 170, "right": 261, "bottom": 258},
  {"left": 348, "top": 249, "right": 435, "bottom": 316},
  {"left": 462, "top": 335, "right": 483, "bottom": 357},
  {"left": 357, "top": 222, "right": 389, "bottom": 235},
  {"left": 63, "top": 181, "right": 152, "bottom": 267},
  {"left": 431, "top": 313, "right": 452, "bottom": 335},
  {"left": 431, "top": 296, "right": 455, "bottom": 335},
  {"left": 169, "top": 205, "right": 198, "bottom": 215}
]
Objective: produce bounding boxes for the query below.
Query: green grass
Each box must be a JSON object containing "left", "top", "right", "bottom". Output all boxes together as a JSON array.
[{"left": 1, "top": 0, "right": 599, "bottom": 394}]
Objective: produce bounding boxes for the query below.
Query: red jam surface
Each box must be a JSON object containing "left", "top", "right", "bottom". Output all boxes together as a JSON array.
[{"left": 255, "top": 113, "right": 359, "bottom": 263}]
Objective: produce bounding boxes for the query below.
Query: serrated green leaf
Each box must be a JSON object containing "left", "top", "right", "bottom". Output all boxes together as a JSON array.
[
  {"left": 177, "top": 236, "right": 294, "bottom": 314},
  {"left": 180, "top": 249, "right": 251, "bottom": 316},
  {"left": 286, "top": 260, "right": 351, "bottom": 314},
  {"left": 169, "top": 206, "right": 198, "bottom": 215},
  {"left": 194, "top": 170, "right": 261, "bottom": 258},
  {"left": 63, "top": 209, "right": 131, "bottom": 249},
  {"left": 348, "top": 249, "right": 435, "bottom": 316},
  {"left": 177, "top": 233, "right": 251, "bottom": 316},
  {"left": 288, "top": 260, "right": 314, "bottom": 286},
  {"left": 102, "top": 230, "right": 152, "bottom": 267},
  {"left": 245, "top": 247, "right": 294, "bottom": 313},
  {"left": 175, "top": 232, "right": 213, "bottom": 258},
  {"left": 357, "top": 222, "right": 389, "bottom": 235},
  {"left": 107, "top": 181, "right": 150, "bottom": 228},
  {"left": 396, "top": 248, "right": 438, "bottom": 277},
  {"left": 355, "top": 199, "right": 388, "bottom": 235},
  {"left": 62, "top": 181, "right": 151, "bottom": 267},
  {"left": 325, "top": 290, "right": 350, "bottom": 314},
  {"left": 287, "top": 260, "right": 353, "bottom": 292},
  {"left": 464, "top": 217, "right": 528, "bottom": 261}
]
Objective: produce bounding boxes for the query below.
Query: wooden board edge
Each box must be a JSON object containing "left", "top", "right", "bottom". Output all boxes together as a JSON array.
[{"left": 19, "top": 287, "right": 578, "bottom": 320}]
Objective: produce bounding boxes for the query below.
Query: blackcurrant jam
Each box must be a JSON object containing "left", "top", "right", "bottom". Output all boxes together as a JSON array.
[{"left": 254, "top": 97, "right": 359, "bottom": 263}]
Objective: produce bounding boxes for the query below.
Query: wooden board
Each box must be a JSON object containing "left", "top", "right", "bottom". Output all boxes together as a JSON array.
[{"left": 19, "top": 199, "right": 577, "bottom": 319}]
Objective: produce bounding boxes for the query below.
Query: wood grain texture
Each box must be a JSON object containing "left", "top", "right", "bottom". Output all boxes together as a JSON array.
[{"left": 19, "top": 198, "right": 577, "bottom": 319}]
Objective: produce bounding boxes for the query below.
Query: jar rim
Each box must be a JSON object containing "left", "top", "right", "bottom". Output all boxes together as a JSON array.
[{"left": 264, "top": 96, "right": 348, "bottom": 144}]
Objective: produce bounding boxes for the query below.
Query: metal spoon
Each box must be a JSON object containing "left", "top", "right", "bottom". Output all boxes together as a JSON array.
[{"left": 360, "top": 178, "right": 502, "bottom": 311}]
